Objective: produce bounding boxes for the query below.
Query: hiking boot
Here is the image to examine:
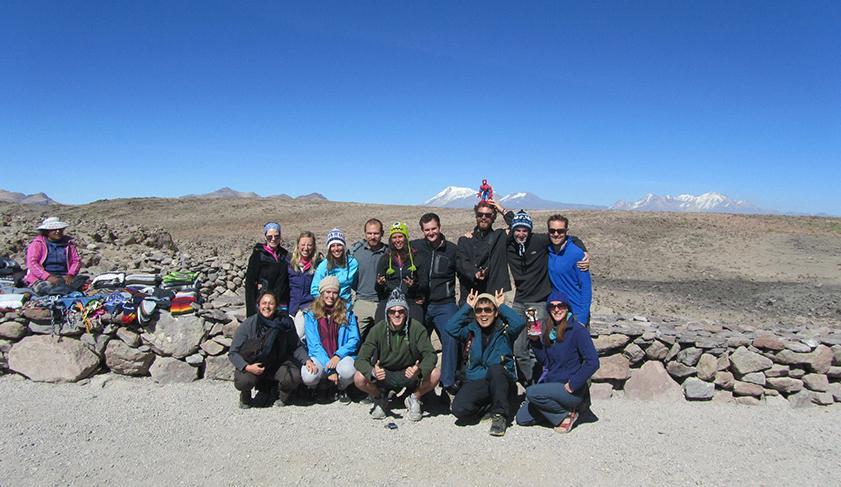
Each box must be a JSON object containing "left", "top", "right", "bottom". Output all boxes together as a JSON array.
[
  {"left": 360, "top": 395, "right": 374, "bottom": 405},
  {"left": 370, "top": 397, "right": 388, "bottom": 420},
  {"left": 274, "top": 389, "right": 290, "bottom": 407},
  {"left": 489, "top": 414, "right": 507, "bottom": 437},
  {"left": 238, "top": 390, "right": 252, "bottom": 409},
  {"left": 404, "top": 394, "right": 422, "bottom": 421},
  {"left": 253, "top": 390, "right": 271, "bottom": 407},
  {"left": 335, "top": 389, "right": 352, "bottom": 405}
]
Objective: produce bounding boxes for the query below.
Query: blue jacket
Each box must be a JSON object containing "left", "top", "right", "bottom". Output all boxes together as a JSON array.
[
  {"left": 288, "top": 265, "right": 315, "bottom": 315},
  {"left": 531, "top": 316, "right": 599, "bottom": 391},
  {"left": 547, "top": 240, "right": 592, "bottom": 324},
  {"left": 303, "top": 309, "right": 360, "bottom": 368},
  {"left": 444, "top": 303, "right": 526, "bottom": 381},
  {"left": 310, "top": 256, "right": 359, "bottom": 304}
]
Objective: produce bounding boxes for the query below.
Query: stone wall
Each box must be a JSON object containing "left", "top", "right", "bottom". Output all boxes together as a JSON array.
[{"left": 2, "top": 308, "right": 840, "bottom": 408}]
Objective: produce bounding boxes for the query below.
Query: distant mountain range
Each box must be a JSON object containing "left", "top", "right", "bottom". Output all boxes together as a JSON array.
[
  {"left": 179, "top": 187, "right": 327, "bottom": 201},
  {"left": 0, "top": 189, "right": 59, "bottom": 205},
  {"left": 423, "top": 186, "right": 603, "bottom": 210},
  {"left": 610, "top": 192, "right": 770, "bottom": 214}
]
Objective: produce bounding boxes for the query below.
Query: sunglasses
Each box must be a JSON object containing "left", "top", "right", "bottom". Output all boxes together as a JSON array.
[
  {"left": 387, "top": 308, "right": 407, "bottom": 315},
  {"left": 548, "top": 228, "right": 568, "bottom": 235},
  {"left": 474, "top": 306, "right": 496, "bottom": 314},
  {"left": 476, "top": 212, "right": 494, "bottom": 219},
  {"left": 266, "top": 235, "right": 281, "bottom": 240},
  {"left": 548, "top": 303, "right": 568, "bottom": 310}
]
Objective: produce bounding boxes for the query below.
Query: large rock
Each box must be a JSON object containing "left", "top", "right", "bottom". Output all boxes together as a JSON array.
[
  {"left": 787, "top": 390, "right": 815, "bottom": 408},
  {"left": 752, "top": 334, "right": 784, "bottom": 351},
  {"left": 683, "top": 377, "right": 714, "bottom": 400},
  {"left": 200, "top": 339, "right": 225, "bottom": 356},
  {"left": 827, "top": 382, "right": 841, "bottom": 402},
  {"left": 696, "top": 353, "right": 717, "bottom": 381},
  {"left": 622, "top": 343, "right": 645, "bottom": 364},
  {"left": 775, "top": 345, "right": 833, "bottom": 373},
  {"left": 623, "top": 361, "right": 683, "bottom": 401},
  {"left": 832, "top": 345, "right": 841, "bottom": 366},
  {"left": 149, "top": 356, "right": 197, "bottom": 384},
  {"left": 677, "top": 347, "right": 702, "bottom": 367},
  {"left": 740, "top": 372, "right": 766, "bottom": 386},
  {"left": 0, "top": 321, "right": 27, "bottom": 339},
  {"left": 589, "top": 382, "right": 613, "bottom": 400},
  {"left": 8, "top": 336, "right": 100, "bottom": 382},
  {"left": 729, "top": 346, "right": 773, "bottom": 375},
  {"left": 766, "top": 377, "right": 803, "bottom": 394},
  {"left": 733, "top": 380, "right": 764, "bottom": 397},
  {"left": 116, "top": 327, "right": 141, "bottom": 348},
  {"left": 715, "top": 371, "right": 735, "bottom": 389},
  {"left": 104, "top": 340, "right": 155, "bottom": 376},
  {"left": 591, "top": 354, "right": 630, "bottom": 381},
  {"left": 593, "top": 334, "right": 630, "bottom": 353},
  {"left": 204, "top": 355, "right": 235, "bottom": 381},
  {"left": 802, "top": 373, "right": 829, "bottom": 392},
  {"left": 812, "top": 391, "right": 834, "bottom": 406},
  {"left": 666, "top": 361, "right": 696, "bottom": 379},
  {"left": 145, "top": 312, "right": 206, "bottom": 359},
  {"left": 764, "top": 364, "right": 789, "bottom": 378},
  {"left": 644, "top": 341, "right": 669, "bottom": 360}
]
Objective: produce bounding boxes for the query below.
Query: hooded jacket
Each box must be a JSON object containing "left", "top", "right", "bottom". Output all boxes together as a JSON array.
[
  {"left": 444, "top": 303, "right": 526, "bottom": 381},
  {"left": 547, "top": 240, "right": 592, "bottom": 324},
  {"left": 244, "top": 243, "right": 289, "bottom": 317},
  {"left": 310, "top": 255, "right": 359, "bottom": 303},
  {"left": 355, "top": 318, "right": 437, "bottom": 380},
  {"left": 412, "top": 235, "right": 457, "bottom": 304},
  {"left": 455, "top": 216, "right": 512, "bottom": 298},
  {"left": 24, "top": 235, "right": 82, "bottom": 285},
  {"left": 531, "top": 315, "right": 599, "bottom": 391},
  {"left": 303, "top": 309, "right": 361, "bottom": 367}
]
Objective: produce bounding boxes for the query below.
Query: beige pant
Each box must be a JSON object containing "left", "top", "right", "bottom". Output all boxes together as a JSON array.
[{"left": 353, "top": 298, "right": 378, "bottom": 339}]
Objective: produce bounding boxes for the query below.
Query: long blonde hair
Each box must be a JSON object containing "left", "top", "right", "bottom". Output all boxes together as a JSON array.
[
  {"left": 290, "top": 231, "right": 321, "bottom": 274},
  {"left": 310, "top": 293, "right": 349, "bottom": 326}
]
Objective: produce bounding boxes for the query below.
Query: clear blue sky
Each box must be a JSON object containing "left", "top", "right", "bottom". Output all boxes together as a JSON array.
[{"left": 2, "top": 1, "right": 840, "bottom": 214}]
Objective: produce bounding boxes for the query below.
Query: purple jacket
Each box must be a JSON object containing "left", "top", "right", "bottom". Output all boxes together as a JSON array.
[
  {"left": 24, "top": 235, "right": 82, "bottom": 285},
  {"left": 288, "top": 265, "right": 315, "bottom": 315}
]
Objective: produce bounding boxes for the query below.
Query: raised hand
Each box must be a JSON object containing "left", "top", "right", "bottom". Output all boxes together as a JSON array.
[
  {"left": 494, "top": 289, "right": 505, "bottom": 307},
  {"left": 404, "top": 360, "right": 420, "bottom": 380},
  {"left": 465, "top": 289, "right": 479, "bottom": 308},
  {"left": 577, "top": 252, "right": 591, "bottom": 271},
  {"left": 373, "top": 360, "right": 386, "bottom": 381}
]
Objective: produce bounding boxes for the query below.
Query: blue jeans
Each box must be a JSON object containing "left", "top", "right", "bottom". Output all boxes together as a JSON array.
[
  {"left": 516, "top": 382, "right": 583, "bottom": 427},
  {"left": 424, "top": 301, "right": 458, "bottom": 388}
]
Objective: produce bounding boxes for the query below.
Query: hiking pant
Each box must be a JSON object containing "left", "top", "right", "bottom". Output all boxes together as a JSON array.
[
  {"left": 301, "top": 356, "right": 355, "bottom": 390},
  {"left": 353, "top": 298, "right": 378, "bottom": 343},
  {"left": 510, "top": 301, "right": 546, "bottom": 384},
  {"left": 515, "top": 382, "right": 584, "bottom": 427},
  {"left": 424, "top": 301, "right": 459, "bottom": 389},
  {"left": 234, "top": 360, "right": 301, "bottom": 393},
  {"left": 373, "top": 368, "right": 421, "bottom": 393},
  {"left": 451, "top": 365, "right": 516, "bottom": 419}
]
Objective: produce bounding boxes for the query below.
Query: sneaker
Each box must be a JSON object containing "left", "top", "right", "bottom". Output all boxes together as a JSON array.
[
  {"left": 370, "top": 397, "right": 388, "bottom": 420},
  {"left": 335, "top": 389, "right": 352, "bottom": 405},
  {"left": 238, "top": 390, "right": 252, "bottom": 409},
  {"left": 360, "top": 395, "right": 374, "bottom": 405},
  {"left": 489, "top": 414, "right": 507, "bottom": 437},
  {"left": 253, "top": 390, "right": 271, "bottom": 407},
  {"left": 404, "top": 394, "right": 422, "bottom": 421},
  {"left": 554, "top": 411, "right": 579, "bottom": 434}
]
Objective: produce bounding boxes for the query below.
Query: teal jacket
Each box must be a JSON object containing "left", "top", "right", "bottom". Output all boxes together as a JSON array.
[
  {"left": 303, "top": 310, "right": 360, "bottom": 368},
  {"left": 444, "top": 303, "right": 525, "bottom": 381}
]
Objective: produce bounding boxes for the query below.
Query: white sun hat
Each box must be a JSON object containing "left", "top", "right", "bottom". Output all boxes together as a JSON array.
[{"left": 36, "top": 217, "right": 69, "bottom": 231}]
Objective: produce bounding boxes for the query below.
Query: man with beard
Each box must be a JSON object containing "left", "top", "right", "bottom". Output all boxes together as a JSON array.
[
  {"left": 350, "top": 218, "right": 388, "bottom": 341},
  {"left": 455, "top": 200, "right": 511, "bottom": 304}
]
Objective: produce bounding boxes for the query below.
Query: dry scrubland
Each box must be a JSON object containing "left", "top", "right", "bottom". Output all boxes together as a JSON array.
[{"left": 5, "top": 197, "right": 840, "bottom": 328}]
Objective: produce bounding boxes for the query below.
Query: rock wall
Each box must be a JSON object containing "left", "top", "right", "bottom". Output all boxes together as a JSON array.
[{"left": 2, "top": 309, "right": 841, "bottom": 408}]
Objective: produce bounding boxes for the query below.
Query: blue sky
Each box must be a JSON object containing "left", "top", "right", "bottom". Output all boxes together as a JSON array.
[{"left": 2, "top": 1, "right": 840, "bottom": 214}]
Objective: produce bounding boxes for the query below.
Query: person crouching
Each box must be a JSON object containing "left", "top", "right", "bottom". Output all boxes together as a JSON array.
[
  {"left": 301, "top": 276, "right": 360, "bottom": 403},
  {"left": 228, "top": 291, "right": 305, "bottom": 408},
  {"left": 354, "top": 291, "right": 440, "bottom": 421}
]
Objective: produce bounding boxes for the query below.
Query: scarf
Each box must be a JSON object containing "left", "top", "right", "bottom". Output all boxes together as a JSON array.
[
  {"left": 317, "top": 306, "right": 340, "bottom": 358},
  {"left": 255, "top": 312, "right": 285, "bottom": 363},
  {"left": 262, "top": 244, "right": 280, "bottom": 262}
]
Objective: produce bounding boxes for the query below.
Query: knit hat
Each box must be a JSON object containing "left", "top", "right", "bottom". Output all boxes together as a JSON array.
[
  {"left": 325, "top": 228, "right": 346, "bottom": 249},
  {"left": 509, "top": 210, "right": 533, "bottom": 231},
  {"left": 546, "top": 289, "right": 571, "bottom": 311},
  {"left": 386, "top": 222, "right": 417, "bottom": 275},
  {"left": 475, "top": 293, "right": 498, "bottom": 310},
  {"left": 318, "top": 275, "right": 340, "bottom": 294},
  {"left": 385, "top": 289, "right": 408, "bottom": 312},
  {"left": 37, "top": 217, "right": 69, "bottom": 231},
  {"left": 263, "top": 222, "right": 281, "bottom": 235}
]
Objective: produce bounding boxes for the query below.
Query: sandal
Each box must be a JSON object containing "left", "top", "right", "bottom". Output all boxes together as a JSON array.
[{"left": 555, "top": 411, "right": 578, "bottom": 434}]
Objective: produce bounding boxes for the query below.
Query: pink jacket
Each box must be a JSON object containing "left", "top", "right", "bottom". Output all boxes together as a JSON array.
[{"left": 24, "top": 235, "right": 82, "bottom": 285}]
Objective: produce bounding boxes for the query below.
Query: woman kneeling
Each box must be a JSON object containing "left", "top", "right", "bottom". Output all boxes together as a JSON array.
[
  {"left": 301, "top": 276, "right": 360, "bottom": 403},
  {"left": 516, "top": 290, "right": 599, "bottom": 433},
  {"left": 228, "top": 291, "right": 305, "bottom": 408}
]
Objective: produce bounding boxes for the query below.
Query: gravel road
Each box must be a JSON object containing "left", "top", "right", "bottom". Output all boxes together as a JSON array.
[{"left": 1, "top": 375, "right": 839, "bottom": 486}]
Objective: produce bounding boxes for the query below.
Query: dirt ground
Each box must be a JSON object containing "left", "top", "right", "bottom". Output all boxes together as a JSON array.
[{"left": 4, "top": 198, "right": 841, "bottom": 328}]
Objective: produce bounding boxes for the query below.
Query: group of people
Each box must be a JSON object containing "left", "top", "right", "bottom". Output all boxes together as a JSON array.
[{"left": 232, "top": 199, "right": 599, "bottom": 436}]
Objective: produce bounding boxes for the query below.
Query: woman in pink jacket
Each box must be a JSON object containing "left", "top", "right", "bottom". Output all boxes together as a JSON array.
[{"left": 24, "top": 217, "right": 86, "bottom": 295}]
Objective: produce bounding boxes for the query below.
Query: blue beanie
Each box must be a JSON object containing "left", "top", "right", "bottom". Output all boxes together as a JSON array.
[
  {"left": 546, "top": 289, "right": 571, "bottom": 312},
  {"left": 510, "top": 210, "right": 533, "bottom": 231},
  {"left": 263, "top": 222, "right": 281, "bottom": 234}
]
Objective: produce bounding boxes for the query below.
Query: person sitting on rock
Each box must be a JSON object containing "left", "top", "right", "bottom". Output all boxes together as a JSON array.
[
  {"left": 228, "top": 290, "right": 305, "bottom": 409},
  {"left": 445, "top": 288, "right": 525, "bottom": 437},
  {"left": 353, "top": 290, "right": 440, "bottom": 421},
  {"left": 515, "top": 290, "right": 599, "bottom": 433},
  {"left": 301, "top": 276, "right": 360, "bottom": 403},
  {"left": 24, "top": 217, "right": 87, "bottom": 295},
  {"left": 288, "top": 231, "right": 323, "bottom": 338},
  {"left": 244, "top": 222, "right": 289, "bottom": 317},
  {"left": 310, "top": 228, "right": 358, "bottom": 306}
]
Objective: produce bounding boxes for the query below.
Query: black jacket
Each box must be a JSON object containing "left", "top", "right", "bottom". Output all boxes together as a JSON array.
[
  {"left": 375, "top": 248, "right": 420, "bottom": 300},
  {"left": 456, "top": 219, "right": 511, "bottom": 298},
  {"left": 412, "top": 235, "right": 458, "bottom": 304},
  {"left": 228, "top": 312, "right": 306, "bottom": 371},
  {"left": 244, "top": 243, "right": 289, "bottom": 317}
]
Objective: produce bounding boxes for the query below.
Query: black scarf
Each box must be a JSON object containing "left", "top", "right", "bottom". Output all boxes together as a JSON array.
[{"left": 255, "top": 312, "right": 285, "bottom": 364}]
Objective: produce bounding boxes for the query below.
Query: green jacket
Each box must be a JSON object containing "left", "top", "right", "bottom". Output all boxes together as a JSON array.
[{"left": 355, "top": 318, "right": 437, "bottom": 380}]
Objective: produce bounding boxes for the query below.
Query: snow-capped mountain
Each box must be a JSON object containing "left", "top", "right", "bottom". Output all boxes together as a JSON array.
[
  {"left": 611, "top": 192, "right": 768, "bottom": 214},
  {"left": 422, "top": 186, "right": 603, "bottom": 210}
]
